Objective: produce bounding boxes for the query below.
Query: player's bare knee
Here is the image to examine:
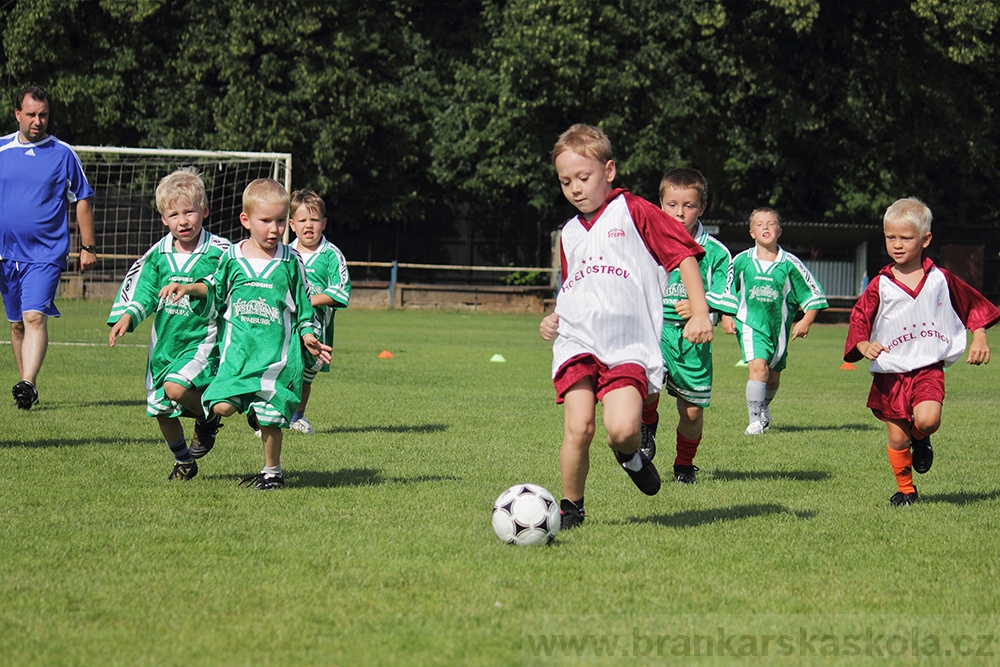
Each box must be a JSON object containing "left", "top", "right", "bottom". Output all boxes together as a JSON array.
[
  {"left": 162, "top": 382, "right": 186, "bottom": 402},
  {"left": 212, "top": 402, "right": 238, "bottom": 418},
  {"left": 21, "top": 311, "right": 47, "bottom": 328},
  {"left": 604, "top": 421, "right": 639, "bottom": 452},
  {"left": 913, "top": 416, "right": 941, "bottom": 436},
  {"left": 564, "top": 419, "right": 596, "bottom": 445}
]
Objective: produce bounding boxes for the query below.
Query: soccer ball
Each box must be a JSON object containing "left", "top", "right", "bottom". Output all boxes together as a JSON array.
[{"left": 491, "top": 483, "right": 560, "bottom": 546}]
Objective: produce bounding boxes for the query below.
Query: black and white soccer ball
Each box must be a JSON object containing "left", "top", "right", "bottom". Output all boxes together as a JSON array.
[{"left": 491, "top": 483, "right": 560, "bottom": 546}]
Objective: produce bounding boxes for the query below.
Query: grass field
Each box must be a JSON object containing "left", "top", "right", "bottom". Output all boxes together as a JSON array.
[{"left": 3, "top": 300, "right": 1000, "bottom": 666}]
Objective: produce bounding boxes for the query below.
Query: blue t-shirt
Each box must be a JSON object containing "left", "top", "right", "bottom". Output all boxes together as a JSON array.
[{"left": 0, "top": 132, "right": 95, "bottom": 266}]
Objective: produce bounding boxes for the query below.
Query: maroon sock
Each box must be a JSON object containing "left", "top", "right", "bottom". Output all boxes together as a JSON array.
[
  {"left": 674, "top": 431, "right": 701, "bottom": 467},
  {"left": 642, "top": 396, "right": 659, "bottom": 425}
]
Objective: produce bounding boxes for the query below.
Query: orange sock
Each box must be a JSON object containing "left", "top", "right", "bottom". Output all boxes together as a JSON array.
[
  {"left": 674, "top": 432, "right": 701, "bottom": 467},
  {"left": 642, "top": 396, "right": 659, "bottom": 425},
  {"left": 887, "top": 446, "right": 916, "bottom": 494},
  {"left": 910, "top": 423, "right": 929, "bottom": 441}
]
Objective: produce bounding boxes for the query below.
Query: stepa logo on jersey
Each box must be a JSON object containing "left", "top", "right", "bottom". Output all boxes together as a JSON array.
[
  {"left": 607, "top": 228, "right": 626, "bottom": 238},
  {"left": 232, "top": 297, "right": 280, "bottom": 325}
]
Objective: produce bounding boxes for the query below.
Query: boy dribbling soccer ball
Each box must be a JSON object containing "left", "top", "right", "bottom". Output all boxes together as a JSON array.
[{"left": 539, "top": 124, "right": 712, "bottom": 530}]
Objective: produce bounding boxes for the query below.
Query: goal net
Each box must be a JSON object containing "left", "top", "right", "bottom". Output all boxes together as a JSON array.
[{"left": 72, "top": 146, "right": 292, "bottom": 283}]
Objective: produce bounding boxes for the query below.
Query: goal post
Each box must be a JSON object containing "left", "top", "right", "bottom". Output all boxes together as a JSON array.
[{"left": 71, "top": 146, "right": 292, "bottom": 285}]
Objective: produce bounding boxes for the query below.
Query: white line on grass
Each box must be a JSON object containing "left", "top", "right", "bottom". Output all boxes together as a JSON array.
[{"left": 0, "top": 341, "right": 146, "bottom": 348}]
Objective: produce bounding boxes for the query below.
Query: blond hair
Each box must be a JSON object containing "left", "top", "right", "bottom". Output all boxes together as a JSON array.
[
  {"left": 243, "top": 178, "right": 289, "bottom": 217},
  {"left": 155, "top": 167, "right": 207, "bottom": 214},
  {"left": 290, "top": 189, "right": 326, "bottom": 218},
  {"left": 749, "top": 206, "right": 782, "bottom": 227},
  {"left": 551, "top": 123, "right": 612, "bottom": 165},
  {"left": 883, "top": 197, "right": 932, "bottom": 236}
]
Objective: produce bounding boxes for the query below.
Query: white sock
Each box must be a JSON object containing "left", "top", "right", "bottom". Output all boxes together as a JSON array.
[
  {"left": 263, "top": 465, "right": 282, "bottom": 477},
  {"left": 620, "top": 452, "right": 643, "bottom": 471},
  {"left": 746, "top": 380, "right": 766, "bottom": 424}
]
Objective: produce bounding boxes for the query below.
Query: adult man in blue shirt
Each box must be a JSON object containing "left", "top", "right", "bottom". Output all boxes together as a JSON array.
[{"left": 0, "top": 86, "right": 96, "bottom": 410}]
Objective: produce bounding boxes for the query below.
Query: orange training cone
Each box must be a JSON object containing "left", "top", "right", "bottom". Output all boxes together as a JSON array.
[
  {"left": 378, "top": 350, "right": 395, "bottom": 359},
  {"left": 840, "top": 362, "right": 855, "bottom": 370}
]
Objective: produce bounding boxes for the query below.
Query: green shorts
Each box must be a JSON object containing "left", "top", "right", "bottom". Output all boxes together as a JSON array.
[
  {"left": 735, "top": 323, "right": 788, "bottom": 372},
  {"left": 660, "top": 323, "right": 713, "bottom": 408}
]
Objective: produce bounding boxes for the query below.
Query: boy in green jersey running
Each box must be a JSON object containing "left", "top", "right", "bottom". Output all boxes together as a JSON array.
[
  {"left": 108, "top": 168, "right": 230, "bottom": 481},
  {"left": 161, "top": 179, "right": 332, "bottom": 490},
  {"left": 719, "top": 207, "right": 828, "bottom": 435}
]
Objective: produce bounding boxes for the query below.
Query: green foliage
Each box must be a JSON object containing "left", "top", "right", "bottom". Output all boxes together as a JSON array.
[
  {"left": 502, "top": 267, "right": 547, "bottom": 287},
  {"left": 1, "top": 0, "right": 999, "bottom": 262},
  {"left": 912, "top": 0, "right": 1000, "bottom": 64},
  {"left": 4, "top": 301, "right": 1000, "bottom": 665}
]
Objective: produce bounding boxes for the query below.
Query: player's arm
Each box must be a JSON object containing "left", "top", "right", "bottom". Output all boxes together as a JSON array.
[
  {"left": 77, "top": 199, "right": 97, "bottom": 271},
  {"left": 677, "top": 256, "right": 712, "bottom": 344},
  {"left": 844, "top": 276, "right": 882, "bottom": 362},
  {"left": 967, "top": 328, "right": 990, "bottom": 365},
  {"left": 325, "top": 249, "right": 352, "bottom": 309},
  {"left": 943, "top": 268, "right": 1000, "bottom": 360},
  {"left": 302, "top": 332, "right": 333, "bottom": 364},
  {"left": 856, "top": 340, "right": 886, "bottom": 360},
  {"left": 108, "top": 314, "right": 132, "bottom": 347},
  {"left": 159, "top": 281, "right": 208, "bottom": 301},
  {"left": 791, "top": 308, "right": 818, "bottom": 340},
  {"left": 720, "top": 314, "right": 735, "bottom": 335},
  {"left": 311, "top": 293, "right": 338, "bottom": 308},
  {"left": 540, "top": 312, "right": 559, "bottom": 341}
]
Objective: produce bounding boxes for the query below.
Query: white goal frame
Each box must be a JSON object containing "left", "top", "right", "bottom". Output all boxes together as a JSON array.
[{"left": 71, "top": 146, "right": 292, "bottom": 282}]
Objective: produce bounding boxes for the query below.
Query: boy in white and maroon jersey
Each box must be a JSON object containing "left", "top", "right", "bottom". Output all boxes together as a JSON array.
[
  {"left": 539, "top": 124, "right": 712, "bottom": 530},
  {"left": 845, "top": 197, "right": 1000, "bottom": 507}
]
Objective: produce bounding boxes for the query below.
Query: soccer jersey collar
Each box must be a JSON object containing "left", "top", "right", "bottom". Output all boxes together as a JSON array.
[
  {"left": 575, "top": 187, "right": 627, "bottom": 230},
  {"left": 880, "top": 254, "right": 934, "bottom": 298},
  {"left": 693, "top": 221, "right": 708, "bottom": 246},
  {"left": 159, "top": 228, "right": 212, "bottom": 255},
  {"left": 290, "top": 236, "right": 329, "bottom": 256},
  {"left": 13, "top": 134, "right": 53, "bottom": 148},
  {"left": 750, "top": 244, "right": 786, "bottom": 271}
]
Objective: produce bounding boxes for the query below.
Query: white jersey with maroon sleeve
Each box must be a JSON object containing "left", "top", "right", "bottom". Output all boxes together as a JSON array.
[
  {"left": 845, "top": 257, "right": 1000, "bottom": 373},
  {"left": 552, "top": 189, "right": 703, "bottom": 392},
  {"left": 868, "top": 269, "right": 966, "bottom": 372}
]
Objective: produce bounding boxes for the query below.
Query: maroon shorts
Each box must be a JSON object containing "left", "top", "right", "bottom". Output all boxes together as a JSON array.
[
  {"left": 867, "top": 364, "right": 945, "bottom": 422},
  {"left": 553, "top": 354, "right": 647, "bottom": 404}
]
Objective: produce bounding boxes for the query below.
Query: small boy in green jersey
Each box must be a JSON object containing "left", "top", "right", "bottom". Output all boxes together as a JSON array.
[
  {"left": 719, "top": 207, "right": 828, "bottom": 435},
  {"left": 160, "top": 179, "right": 332, "bottom": 490},
  {"left": 287, "top": 190, "right": 351, "bottom": 435},
  {"left": 639, "top": 169, "right": 733, "bottom": 484},
  {"left": 107, "top": 167, "right": 230, "bottom": 481}
]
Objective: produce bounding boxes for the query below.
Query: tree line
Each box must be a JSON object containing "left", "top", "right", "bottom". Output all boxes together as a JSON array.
[{"left": 2, "top": 0, "right": 998, "bottom": 268}]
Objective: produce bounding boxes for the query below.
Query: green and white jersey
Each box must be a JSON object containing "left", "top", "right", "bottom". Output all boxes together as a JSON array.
[
  {"left": 718, "top": 245, "right": 828, "bottom": 338},
  {"left": 107, "top": 230, "right": 230, "bottom": 416},
  {"left": 201, "top": 241, "right": 318, "bottom": 427},
  {"left": 289, "top": 237, "right": 350, "bottom": 351},
  {"left": 662, "top": 222, "right": 732, "bottom": 325}
]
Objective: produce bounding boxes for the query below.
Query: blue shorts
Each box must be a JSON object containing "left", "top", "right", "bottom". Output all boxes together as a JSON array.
[{"left": 0, "top": 261, "right": 62, "bottom": 321}]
